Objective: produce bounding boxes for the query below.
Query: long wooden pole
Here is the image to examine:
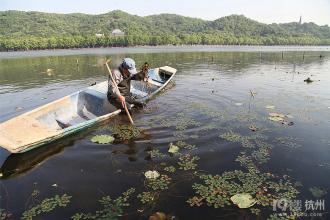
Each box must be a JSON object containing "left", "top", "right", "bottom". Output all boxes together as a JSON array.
[{"left": 105, "top": 61, "right": 134, "bottom": 125}]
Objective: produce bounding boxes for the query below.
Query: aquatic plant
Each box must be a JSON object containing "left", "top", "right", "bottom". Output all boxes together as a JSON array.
[
  {"left": 146, "top": 175, "right": 171, "bottom": 191},
  {"left": 21, "top": 194, "right": 72, "bottom": 220},
  {"left": 71, "top": 188, "right": 135, "bottom": 220},
  {"left": 178, "top": 155, "right": 199, "bottom": 171},
  {"left": 0, "top": 209, "right": 10, "bottom": 220},
  {"left": 187, "top": 196, "right": 203, "bottom": 207},
  {"left": 91, "top": 135, "right": 114, "bottom": 144},
  {"left": 148, "top": 149, "right": 166, "bottom": 159},
  {"left": 189, "top": 168, "right": 299, "bottom": 211},
  {"left": 111, "top": 124, "right": 141, "bottom": 140},
  {"left": 164, "top": 166, "right": 176, "bottom": 173},
  {"left": 309, "top": 187, "right": 327, "bottom": 198},
  {"left": 160, "top": 113, "right": 201, "bottom": 131},
  {"left": 274, "top": 137, "right": 302, "bottom": 149},
  {"left": 220, "top": 131, "right": 245, "bottom": 143},
  {"left": 176, "top": 140, "right": 196, "bottom": 150},
  {"left": 137, "top": 191, "right": 156, "bottom": 204}
]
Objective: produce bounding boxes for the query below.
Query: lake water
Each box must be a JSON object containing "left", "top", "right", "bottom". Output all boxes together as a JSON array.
[{"left": 0, "top": 46, "right": 330, "bottom": 219}]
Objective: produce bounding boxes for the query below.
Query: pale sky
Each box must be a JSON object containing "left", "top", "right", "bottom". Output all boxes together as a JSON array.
[{"left": 1, "top": 0, "right": 330, "bottom": 25}]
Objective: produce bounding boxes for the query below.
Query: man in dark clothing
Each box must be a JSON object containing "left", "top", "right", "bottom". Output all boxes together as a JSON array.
[{"left": 107, "top": 58, "right": 148, "bottom": 111}]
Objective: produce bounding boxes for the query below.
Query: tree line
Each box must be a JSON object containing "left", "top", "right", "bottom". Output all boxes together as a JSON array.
[{"left": 1, "top": 33, "right": 329, "bottom": 51}]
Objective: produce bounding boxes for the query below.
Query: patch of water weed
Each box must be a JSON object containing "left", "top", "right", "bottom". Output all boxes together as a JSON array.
[
  {"left": 176, "top": 140, "right": 197, "bottom": 151},
  {"left": 163, "top": 166, "right": 176, "bottom": 173},
  {"left": 160, "top": 113, "right": 201, "bottom": 131},
  {"left": 274, "top": 136, "right": 302, "bottom": 149},
  {"left": 186, "top": 102, "right": 227, "bottom": 121},
  {"left": 137, "top": 191, "right": 156, "bottom": 204},
  {"left": 178, "top": 155, "right": 200, "bottom": 171},
  {"left": 71, "top": 188, "right": 135, "bottom": 220},
  {"left": 189, "top": 168, "right": 298, "bottom": 211},
  {"left": 309, "top": 187, "right": 327, "bottom": 198},
  {"left": 146, "top": 175, "right": 171, "bottom": 191},
  {"left": 148, "top": 149, "right": 166, "bottom": 159},
  {"left": 199, "top": 122, "right": 219, "bottom": 131},
  {"left": 0, "top": 209, "right": 10, "bottom": 220},
  {"left": 21, "top": 194, "right": 71, "bottom": 220},
  {"left": 251, "top": 140, "right": 273, "bottom": 164},
  {"left": 220, "top": 131, "right": 246, "bottom": 143},
  {"left": 110, "top": 124, "right": 141, "bottom": 140}
]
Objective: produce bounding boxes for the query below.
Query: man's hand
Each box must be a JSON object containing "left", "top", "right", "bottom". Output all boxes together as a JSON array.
[{"left": 118, "top": 95, "right": 126, "bottom": 108}]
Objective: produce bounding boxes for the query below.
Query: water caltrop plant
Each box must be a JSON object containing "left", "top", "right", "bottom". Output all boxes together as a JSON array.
[
  {"left": 21, "top": 194, "right": 72, "bottom": 220},
  {"left": 71, "top": 188, "right": 135, "bottom": 220},
  {"left": 178, "top": 154, "right": 200, "bottom": 170},
  {"left": 110, "top": 124, "right": 141, "bottom": 140}
]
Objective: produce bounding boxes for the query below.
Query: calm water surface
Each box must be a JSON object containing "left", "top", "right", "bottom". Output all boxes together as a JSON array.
[{"left": 0, "top": 47, "right": 330, "bottom": 219}]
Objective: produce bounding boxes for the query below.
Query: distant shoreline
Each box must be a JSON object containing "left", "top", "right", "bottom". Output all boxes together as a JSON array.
[{"left": 0, "top": 45, "right": 329, "bottom": 59}]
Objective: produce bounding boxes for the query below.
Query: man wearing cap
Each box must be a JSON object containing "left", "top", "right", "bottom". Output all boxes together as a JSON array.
[{"left": 107, "top": 58, "right": 148, "bottom": 111}]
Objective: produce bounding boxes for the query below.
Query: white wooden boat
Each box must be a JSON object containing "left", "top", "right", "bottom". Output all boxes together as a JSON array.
[{"left": 0, "top": 66, "right": 177, "bottom": 153}]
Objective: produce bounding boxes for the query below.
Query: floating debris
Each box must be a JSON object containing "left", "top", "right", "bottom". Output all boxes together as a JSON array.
[
  {"left": 234, "top": 103, "right": 243, "bottom": 106},
  {"left": 250, "top": 90, "right": 257, "bottom": 98},
  {"left": 265, "top": 105, "right": 275, "bottom": 109},
  {"left": 168, "top": 143, "right": 179, "bottom": 154},
  {"left": 15, "top": 107, "right": 23, "bottom": 111},
  {"left": 90, "top": 135, "right": 114, "bottom": 144},
  {"left": 268, "top": 112, "right": 294, "bottom": 126},
  {"left": 249, "top": 125, "right": 259, "bottom": 132},
  {"left": 51, "top": 184, "right": 58, "bottom": 187},
  {"left": 145, "top": 170, "right": 160, "bottom": 180},
  {"left": 304, "top": 77, "right": 313, "bottom": 83},
  {"left": 230, "top": 194, "right": 256, "bottom": 208},
  {"left": 269, "top": 113, "right": 285, "bottom": 118}
]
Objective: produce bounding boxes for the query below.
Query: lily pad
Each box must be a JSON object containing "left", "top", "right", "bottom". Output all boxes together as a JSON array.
[
  {"left": 168, "top": 143, "right": 179, "bottom": 154},
  {"left": 91, "top": 135, "right": 115, "bottom": 144},
  {"left": 145, "top": 170, "right": 160, "bottom": 179},
  {"left": 230, "top": 193, "right": 256, "bottom": 208}
]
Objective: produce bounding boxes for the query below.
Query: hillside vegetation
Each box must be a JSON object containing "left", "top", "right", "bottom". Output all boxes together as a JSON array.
[{"left": 0, "top": 10, "right": 330, "bottom": 51}]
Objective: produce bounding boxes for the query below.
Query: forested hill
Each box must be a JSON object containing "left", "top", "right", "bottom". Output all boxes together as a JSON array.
[{"left": 1, "top": 10, "right": 330, "bottom": 51}]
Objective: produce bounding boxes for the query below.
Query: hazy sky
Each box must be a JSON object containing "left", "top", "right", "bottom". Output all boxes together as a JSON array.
[{"left": 1, "top": 0, "right": 330, "bottom": 25}]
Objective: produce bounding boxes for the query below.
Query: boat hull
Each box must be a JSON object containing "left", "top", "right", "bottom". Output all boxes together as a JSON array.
[{"left": 0, "top": 66, "right": 177, "bottom": 153}]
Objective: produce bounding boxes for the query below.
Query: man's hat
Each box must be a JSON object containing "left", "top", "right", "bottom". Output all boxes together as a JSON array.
[{"left": 122, "top": 58, "right": 137, "bottom": 75}]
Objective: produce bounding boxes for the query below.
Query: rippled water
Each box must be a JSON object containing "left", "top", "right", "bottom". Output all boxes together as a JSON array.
[{"left": 0, "top": 47, "right": 330, "bottom": 219}]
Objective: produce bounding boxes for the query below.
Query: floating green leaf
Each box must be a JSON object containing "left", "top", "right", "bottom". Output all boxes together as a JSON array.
[
  {"left": 91, "top": 135, "right": 114, "bottom": 144},
  {"left": 168, "top": 143, "right": 179, "bottom": 154},
  {"left": 230, "top": 193, "right": 256, "bottom": 208}
]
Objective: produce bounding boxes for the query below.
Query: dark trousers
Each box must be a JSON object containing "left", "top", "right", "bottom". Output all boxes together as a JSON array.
[{"left": 107, "top": 93, "right": 145, "bottom": 111}]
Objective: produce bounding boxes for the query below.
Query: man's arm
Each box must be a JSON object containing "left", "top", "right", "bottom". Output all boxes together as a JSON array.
[{"left": 108, "top": 69, "right": 122, "bottom": 98}]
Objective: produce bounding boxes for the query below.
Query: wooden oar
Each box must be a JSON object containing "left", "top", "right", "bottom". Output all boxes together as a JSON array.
[{"left": 105, "top": 60, "right": 134, "bottom": 125}]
